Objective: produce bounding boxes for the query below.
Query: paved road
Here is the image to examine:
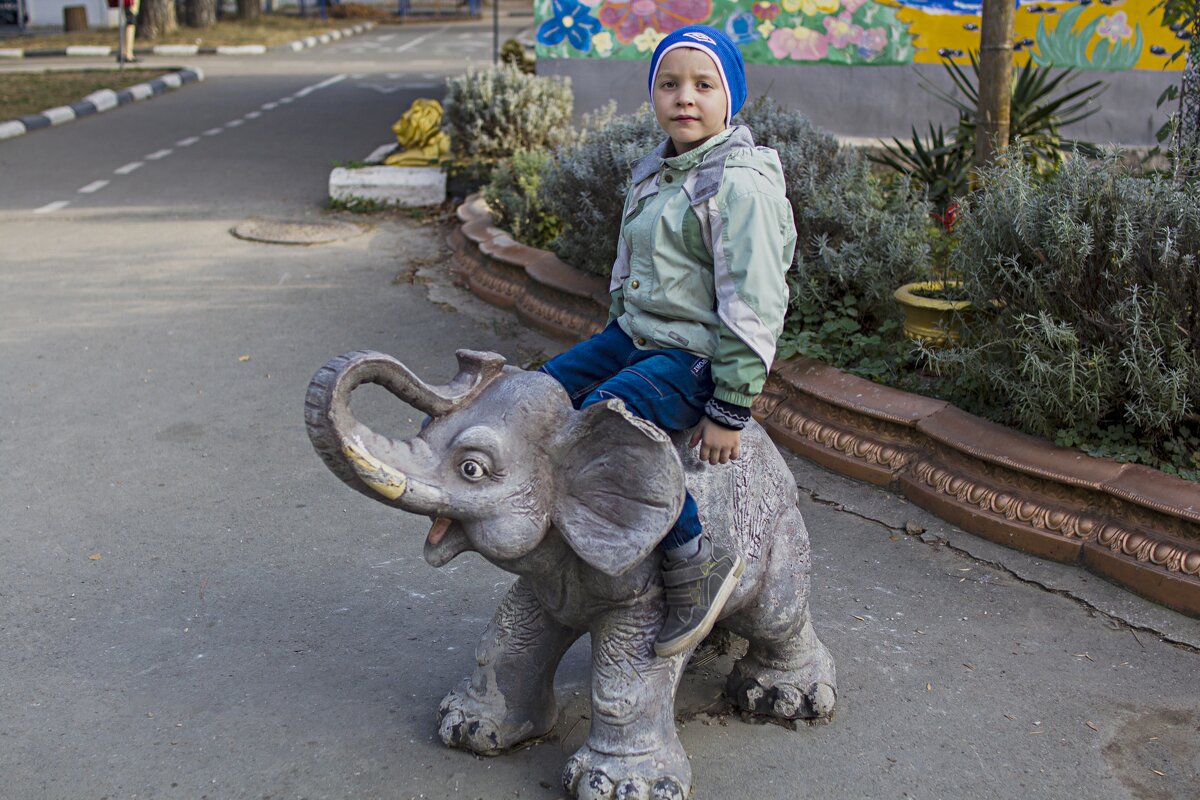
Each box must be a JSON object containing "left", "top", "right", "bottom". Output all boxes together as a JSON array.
[{"left": 2, "top": 20, "right": 1199, "bottom": 800}]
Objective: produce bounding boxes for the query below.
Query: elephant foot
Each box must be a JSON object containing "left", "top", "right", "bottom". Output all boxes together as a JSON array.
[
  {"left": 437, "top": 687, "right": 554, "bottom": 756},
  {"left": 726, "top": 646, "right": 837, "bottom": 721},
  {"left": 562, "top": 743, "right": 692, "bottom": 800}
]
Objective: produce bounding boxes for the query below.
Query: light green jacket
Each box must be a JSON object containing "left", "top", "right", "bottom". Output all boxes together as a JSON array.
[{"left": 609, "top": 126, "right": 797, "bottom": 408}]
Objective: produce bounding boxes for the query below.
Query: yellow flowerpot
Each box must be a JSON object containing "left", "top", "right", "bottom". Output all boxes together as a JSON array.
[{"left": 894, "top": 281, "right": 973, "bottom": 344}]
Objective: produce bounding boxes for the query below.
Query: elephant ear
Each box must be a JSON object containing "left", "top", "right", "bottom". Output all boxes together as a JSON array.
[{"left": 550, "top": 399, "right": 685, "bottom": 577}]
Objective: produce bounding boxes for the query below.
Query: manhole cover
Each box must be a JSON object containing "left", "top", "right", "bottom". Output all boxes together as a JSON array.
[{"left": 231, "top": 218, "right": 367, "bottom": 245}]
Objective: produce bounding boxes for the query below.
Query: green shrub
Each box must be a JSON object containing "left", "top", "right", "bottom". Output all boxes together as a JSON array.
[
  {"left": 483, "top": 149, "right": 562, "bottom": 251},
  {"left": 922, "top": 149, "right": 1200, "bottom": 472},
  {"left": 441, "top": 65, "right": 573, "bottom": 183},
  {"left": 541, "top": 104, "right": 662, "bottom": 277}
]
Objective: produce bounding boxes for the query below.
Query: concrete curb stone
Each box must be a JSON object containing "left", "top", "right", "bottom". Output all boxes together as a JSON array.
[
  {"left": 0, "top": 21, "right": 374, "bottom": 60},
  {"left": 0, "top": 67, "right": 203, "bottom": 142}
]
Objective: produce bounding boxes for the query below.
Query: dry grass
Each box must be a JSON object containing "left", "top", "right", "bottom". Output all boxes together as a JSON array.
[
  {"left": 5, "top": 14, "right": 361, "bottom": 50},
  {"left": 0, "top": 69, "right": 172, "bottom": 119}
]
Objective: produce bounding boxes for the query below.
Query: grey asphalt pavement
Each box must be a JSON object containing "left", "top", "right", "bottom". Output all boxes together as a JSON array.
[{"left": 1, "top": 19, "right": 1198, "bottom": 800}]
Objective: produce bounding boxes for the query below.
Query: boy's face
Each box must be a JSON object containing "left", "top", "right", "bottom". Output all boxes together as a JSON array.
[{"left": 652, "top": 47, "right": 728, "bottom": 156}]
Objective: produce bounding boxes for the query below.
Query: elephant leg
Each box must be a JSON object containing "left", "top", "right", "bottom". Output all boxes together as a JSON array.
[
  {"left": 438, "top": 577, "right": 581, "bottom": 755},
  {"left": 562, "top": 602, "right": 692, "bottom": 800},
  {"left": 723, "top": 508, "right": 837, "bottom": 721}
]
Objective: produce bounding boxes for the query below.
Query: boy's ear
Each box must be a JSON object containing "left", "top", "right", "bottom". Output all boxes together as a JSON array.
[{"left": 550, "top": 400, "right": 685, "bottom": 576}]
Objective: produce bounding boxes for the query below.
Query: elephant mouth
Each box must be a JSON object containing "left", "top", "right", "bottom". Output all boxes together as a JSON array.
[{"left": 424, "top": 516, "right": 472, "bottom": 567}]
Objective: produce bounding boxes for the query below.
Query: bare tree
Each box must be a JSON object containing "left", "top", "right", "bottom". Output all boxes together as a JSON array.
[
  {"left": 185, "top": 0, "right": 217, "bottom": 28},
  {"left": 138, "top": 0, "right": 178, "bottom": 39},
  {"left": 236, "top": 0, "right": 261, "bottom": 21},
  {"left": 974, "top": 0, "right": 1016, "bottom": 170}
]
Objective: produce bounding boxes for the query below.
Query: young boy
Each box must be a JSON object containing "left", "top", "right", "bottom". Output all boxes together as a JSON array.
[{"left": 539, "top": 25, "right": 796, "bottom": 657}]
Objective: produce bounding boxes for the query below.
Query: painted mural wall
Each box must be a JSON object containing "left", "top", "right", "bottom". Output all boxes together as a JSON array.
[{"left": 534, "top": 0, "right": 1188, "bottom": 71}]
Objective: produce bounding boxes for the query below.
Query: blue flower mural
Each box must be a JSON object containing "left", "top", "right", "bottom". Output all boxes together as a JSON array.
[
  {"left": 537, "top": 0, "right": 604, "bottom": 53},
  {"left": 725, "top": 10, "right": 758, "bottom": 45}
]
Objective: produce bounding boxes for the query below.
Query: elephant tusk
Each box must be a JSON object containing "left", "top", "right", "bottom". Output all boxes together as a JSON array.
[
  {"left": 342, "top": 436, "right": 408, "bottom": 501},
  {"left": 428, "top": 517, "right": 453, "bottom": 545}
]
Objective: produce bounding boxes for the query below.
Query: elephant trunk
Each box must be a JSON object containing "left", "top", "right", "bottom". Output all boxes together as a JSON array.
[{"left": 304, "top": 349, "right": 507, "bottom": 507}]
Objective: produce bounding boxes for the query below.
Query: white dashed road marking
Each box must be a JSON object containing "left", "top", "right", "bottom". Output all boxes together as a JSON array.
[
  {"left": 32, "top": 73, "right": 348, "bottom": 213},
  {"left": 395, "top": 27, "right": 448, "bottom": 54}
]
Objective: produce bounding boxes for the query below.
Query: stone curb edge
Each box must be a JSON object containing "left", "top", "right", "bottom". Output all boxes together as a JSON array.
[
  {"left": 0, "top": 22, "right": 374, "bottom": 60},
  {"left": 0, "top": 66, "right": 203, "bottom": 142},
  {"left": 449, "top": 193, "right": 1200, "bottom": 617}
]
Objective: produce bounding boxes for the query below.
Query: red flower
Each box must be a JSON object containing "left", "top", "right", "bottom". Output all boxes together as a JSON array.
[
  {"left": 598, "top": 0, "right": 713, "bottom": 45},
  {"left": 751, "top": 1, "right": 781, "bottom": 21},
  {"left": 932, "top": 201, "right": 959, "bottom": 230}
]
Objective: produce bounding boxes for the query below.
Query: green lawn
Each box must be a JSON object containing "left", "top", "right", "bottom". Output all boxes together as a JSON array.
[{"left": 0, "top": 69, "right": 172, "bottom": 119}]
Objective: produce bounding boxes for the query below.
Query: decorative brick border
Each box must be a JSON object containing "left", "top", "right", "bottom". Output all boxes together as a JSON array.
[{"left": 449, "top": 193, "right": 1200, "bottom": 616}]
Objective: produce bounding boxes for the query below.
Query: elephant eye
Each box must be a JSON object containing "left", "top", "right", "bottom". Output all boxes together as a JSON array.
[{"left": 458, "top": 459, "right": 488, "bottom": 481}]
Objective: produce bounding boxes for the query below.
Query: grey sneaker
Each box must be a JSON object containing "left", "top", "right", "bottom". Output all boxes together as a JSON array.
[{"left": 655, "top": 536, "right": 745, "bottom": 658}]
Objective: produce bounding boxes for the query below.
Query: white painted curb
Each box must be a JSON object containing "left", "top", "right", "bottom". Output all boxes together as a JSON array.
[
  {"left": 43, "top": 106, "right": 76, "bottom": 125},
  {"left": 0, "top": 48, "right": 23, "bottom": 58},
  {"left": 0, "top": 120, "right": 26, "bottom": 140},
  {"left": 329, "top": 165, "right": 447, "bottom": 208},
  {"left": 153, "top": 44, "right": 200, "bottom": 55},
  {"left": 216, "top": 45, "right": 267, "bottom": 55},
  {"left": 84, "top": 89, "right": 119, "bottom": 112},
  {"left": 65, "top": 45, "right": 111, "bottom": 56}
]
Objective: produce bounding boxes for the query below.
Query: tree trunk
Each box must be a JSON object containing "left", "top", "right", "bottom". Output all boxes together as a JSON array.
[
  {"left": 185, "top": 0, "right": 218, "bottom": 28},
  {"left": 974, "top": 0, "right": 1016, "bottom": 171},
  {"left": 1179, "top": 31, "right": 1200, "bottom": 151},
  {"left": 138, "top": 0, "right": 177, "bottom": 39},
  {"left": 236, "top": 0, "right": 261, "bottom": 21}
]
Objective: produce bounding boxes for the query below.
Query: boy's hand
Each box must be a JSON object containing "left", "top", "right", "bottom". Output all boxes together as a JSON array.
[{"left": 689, "top": 417, "right": 742, "bottom": 465}]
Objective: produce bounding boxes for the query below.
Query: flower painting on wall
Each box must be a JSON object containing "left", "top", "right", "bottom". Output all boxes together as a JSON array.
[
  {"left": 534, "top": 0, "right": 1186, "bottom": 71},
  {"left": 535, "top": 0, "right": 915, "bottom": 65}
]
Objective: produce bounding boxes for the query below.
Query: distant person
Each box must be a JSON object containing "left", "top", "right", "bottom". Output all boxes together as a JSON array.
[{"left": 120, "top": 0, "right": 139, "bottom": 63}]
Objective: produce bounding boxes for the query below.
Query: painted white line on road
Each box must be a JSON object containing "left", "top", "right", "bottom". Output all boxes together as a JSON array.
[
  {"left": 204, "top": 128, "right": 223, "bottom": 136},
  {"left": 176, "top": 136, "right": 200, "bottom": 147},
  {"left": 376, "top": 33, "right": 396, "bottom": 42},
  {"left": 225, "top": 119, "right": 244, "bottom": 128},
  {"left": 457, "top": 31, "right": 473, "bottom": 40},
  {"left": 395, "top": 27, "right": 448, "bottom": 54},
  {"left": 78, "top": 180, "right": 109, "bottom": 194},
  {"left": 115, "top": 161, "right": 144, "bottom": 175},
  {"left": 146, "top": 149, "right": 173, "bottom": 160},
  {"left": 278, "top": 97, "right": 294, "bottom": 104},
  {"left": 34, "top": 201, "right": 70, "bottom": 214},
  {"left": 261, "top": 101, "right": 278, "bottom": 111},
  {"left": 244, "top": 110, "right": 262, "bottom": 120},
  {"left": 293, "top": 74, "right": 348, "bottom": 99}
]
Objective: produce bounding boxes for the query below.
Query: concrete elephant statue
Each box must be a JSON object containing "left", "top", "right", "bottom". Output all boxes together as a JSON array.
[{"left": 305, "top": 349, "right": 837, "bottom": 799}]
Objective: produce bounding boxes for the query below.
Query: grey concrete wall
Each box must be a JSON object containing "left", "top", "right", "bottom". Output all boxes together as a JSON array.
[{"left": 542, "top": 57, "right": 1176, "bottom": 147}]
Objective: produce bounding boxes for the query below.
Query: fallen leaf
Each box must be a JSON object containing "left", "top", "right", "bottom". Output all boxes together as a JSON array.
[
  {"left": 963, "top": 663, "right": 975, "bottom": 671},
  {"left": 238, "top": 355, "right": 251, "bottom": 362},
  {"left": 852, "top": 614, "right": 866, "bottom": 622},
  {"left": 905, "top": 521, "right": 925, "bottom": 535},
  {"left": 1085, "top": 721, "right": 1099, "bottom": 731},
  {"left": 926, "top": 682, "right": 932, "bottom": 692},
  {"left": 1004, "top": 714, "right": 1017, "bottom": 721},
  {"left": 1028, "top": 731, "right": 1044, "bottom": 736},
  {"left": 958, "top": 568, "right": 972, "bottom": 572},
  {"left": 915, "top": 629, "right": 926, "bottom": 636},
  {"left": 1152, "top": 769, "right": 1165, "bottom": 776},
  {"left": 88, "top": 553, "right": 101, "bottom": 561}
]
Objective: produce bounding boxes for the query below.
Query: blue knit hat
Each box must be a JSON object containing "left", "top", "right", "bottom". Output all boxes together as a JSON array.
[{"left": 647, "top": 25, "right": 747, "bottom": 127}]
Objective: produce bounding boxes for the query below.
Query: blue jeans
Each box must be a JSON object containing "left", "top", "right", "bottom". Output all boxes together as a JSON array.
[{"left": 539, "top": 322, "right": 712, "bottom": 550}]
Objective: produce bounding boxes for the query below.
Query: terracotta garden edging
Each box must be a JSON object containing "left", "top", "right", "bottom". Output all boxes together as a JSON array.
[{"left": 447, "top": 193, "right": 1200, "bottom": 617}]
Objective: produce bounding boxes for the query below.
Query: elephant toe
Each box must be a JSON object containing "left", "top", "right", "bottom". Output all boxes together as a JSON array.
[
  {"left": 437, "top": 705, "right": 504, "bottom": 755},
  {"left": 650, "top": 778, "right": 686, "bottom": 800},
  {"left": 808, "top": 682, "right": 837, "bottom": 718},
  {"left": 576, "top": 770, "right": 616, "bottom": 800},
  {"left": 562, "top": 746, "right": 690, "bottom": 800},
  {"left": 614, "top": 777, "right": 651, "bottom": 800}
]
